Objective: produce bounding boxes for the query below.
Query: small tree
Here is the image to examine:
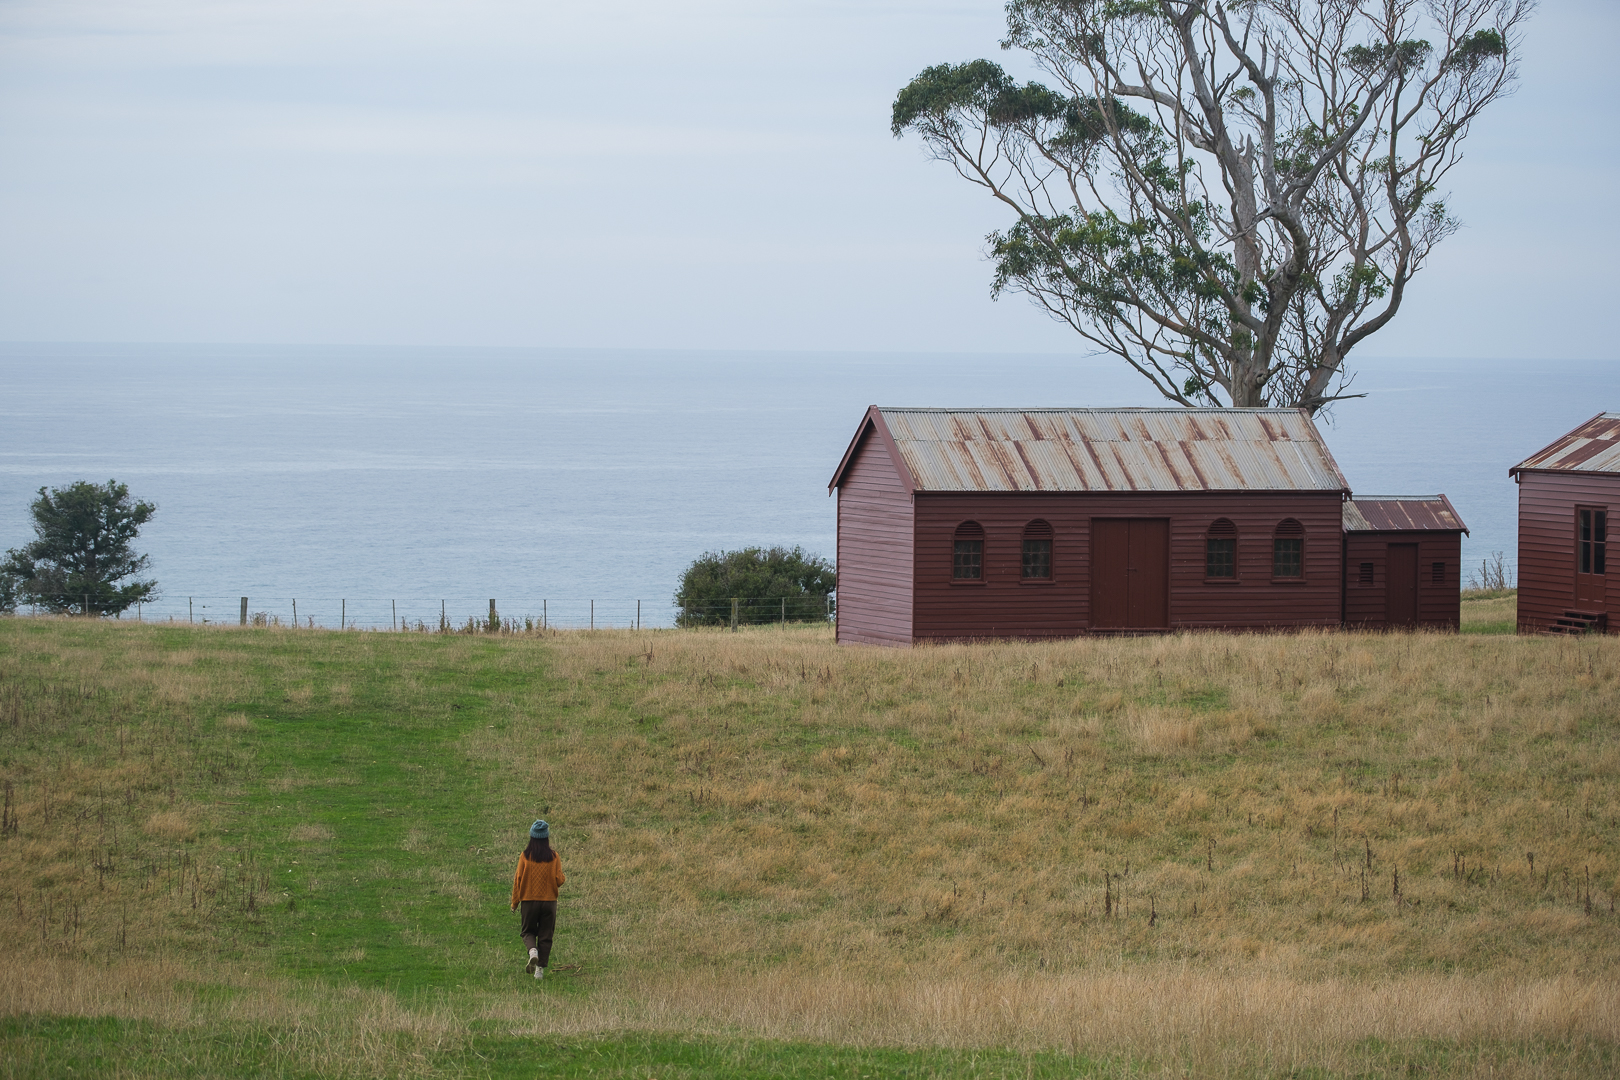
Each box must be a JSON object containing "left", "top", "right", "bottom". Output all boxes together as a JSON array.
[
  {"left": 3, "top": 480, "right": 159, "bottom": 616},
  {"left": 674, "top": 546, "right": 836, "bottom": 627}
]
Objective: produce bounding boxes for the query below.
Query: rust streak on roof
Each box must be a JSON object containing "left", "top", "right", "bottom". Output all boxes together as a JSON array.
[
  {"left": 1012, "top": 440, "right": 1045, "bottom": 491},
  {"left": 1510, "top": 412, "right": 1620, "bottom": 476},
  {"left": 1180, "top": 441, "right": 1212, "bottom": 489}
]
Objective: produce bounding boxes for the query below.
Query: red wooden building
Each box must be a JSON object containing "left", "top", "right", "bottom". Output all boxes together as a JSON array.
[
  {"left": 1342, "top": 496, "right": 1468, "bottom": 630},
  {"left": 1510, "top": 412, "right": 1618, "bottom": 634},
  {"left": 829, "top": 407, "right": 1354, "bottom": 645}
]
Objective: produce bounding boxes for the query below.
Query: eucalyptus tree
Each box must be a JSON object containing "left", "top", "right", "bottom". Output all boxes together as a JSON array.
[{"left": 892, "top": 0, "right": 1532, "bottom": 413}]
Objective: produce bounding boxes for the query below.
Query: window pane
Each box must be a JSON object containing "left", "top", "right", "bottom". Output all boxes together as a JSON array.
[
  {"left": 1273, "top": 537, "right": 1303, "bottom": 578},
  {"left": 1022, "top": 538, "right": 1051, "bottom": 579},
  {"left": 953, "top": 539, "right": 982, "bottom": 580},
  {"left": 1597, "top": 511, "right": 1608, "bottom": 575},
  {"left": 1205, "top": 537, "right": 1235, "bottom": 578}
]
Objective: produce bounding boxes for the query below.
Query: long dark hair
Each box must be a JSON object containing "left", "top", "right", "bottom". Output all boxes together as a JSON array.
[{"left": 523, "top": 836, "right": 554, "bottom": 863}]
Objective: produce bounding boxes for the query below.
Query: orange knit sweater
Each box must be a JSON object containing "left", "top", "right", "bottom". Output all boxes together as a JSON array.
[{"left": 511, "top": 853, "right": 566, "bottom": 906}]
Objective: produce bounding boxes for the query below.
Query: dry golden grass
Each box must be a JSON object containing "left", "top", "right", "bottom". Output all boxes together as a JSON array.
[
  {"left": 3, "top": 957, "right": 1613, "bottom": 1077},
  {"left": 1462, "top": 590, "right": 1518, "bottom": 633},
  {"left": 0, "top": 621, "right": 263, "bottom": 970},
  {"left": 468, "top": 623, "right": 1619, "bottom": 983}
]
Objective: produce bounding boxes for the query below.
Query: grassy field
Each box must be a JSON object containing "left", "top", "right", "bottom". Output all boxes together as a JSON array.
[
  {"left": 1460, "top": 590, "right": 1518, "bottom": 635},
  {"left": 2, "top": 592, "right": 1617, "bottom": 1077}
]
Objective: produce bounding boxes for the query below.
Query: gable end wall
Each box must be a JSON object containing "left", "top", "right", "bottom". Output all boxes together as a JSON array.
[
  {"left": 835, "top": 434, "right": 914, "bottom": 645},
  {"left": 1517, "top": 471, "right": 1620, "bottom": 632}
]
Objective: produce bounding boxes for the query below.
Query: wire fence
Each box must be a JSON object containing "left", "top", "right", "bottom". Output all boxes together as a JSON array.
[{"left": 6, "top": 594, "right": 835, "bottom": 632}]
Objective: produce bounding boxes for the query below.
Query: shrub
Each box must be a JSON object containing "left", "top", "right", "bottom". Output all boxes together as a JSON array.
[{"left": 674, "top": 546, "right": 835, "bottom": 627}]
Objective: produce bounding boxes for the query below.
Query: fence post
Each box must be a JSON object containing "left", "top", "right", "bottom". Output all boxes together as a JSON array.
[
  {"left": 189, "top": 597, "right": 193, "bottom": 623},
  {"left": 637, "top": 600, "right": 641, "bottom": 631},
  {"left": 293, "top": 599, "right": 297, "bottom": 626},
  {"left": 591, "top": 600, "right": 594, "bottom": 631},
  {"left": 240, "top": 597, "right": 248, "bottom": 626},
  {"left": 392, "top": 600, "right": 397, "bottom": 631},
  {"left": 543, "top": 600, "right": 547, "bottom": 631},
  {"left": 84, "top": 594, "right": 90, "bottom": 617},
  {"left": 489, "top": 599, "right": 498, "bottom": 632},
  {"left": 731, "top": 597, "right": 739, "bottom": 632},
  {"left": 781, "top": 597, "right": 786, "bottom": 626},
  {"left": 342, "top": 599, "right": 346, "bottom": 629},
  {"left": 441, "top": 600, "right": 446, "bottom": 632},
  {"left": 137, "top": 602, "right": 141, "bottom": 623}
]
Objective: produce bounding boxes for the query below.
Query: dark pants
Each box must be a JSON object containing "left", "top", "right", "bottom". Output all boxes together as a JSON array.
[{"left": 519, "top": 900, "right": 557, "bottom": 966}]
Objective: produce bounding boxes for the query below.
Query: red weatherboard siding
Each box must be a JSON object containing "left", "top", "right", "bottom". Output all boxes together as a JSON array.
[
  {"left": 835, "top": 431, "right": 914, "bottom": 645},
  {"left": 1343, "top": 531, "right": 1462, "bottom": 629},
  {"left": 1516, "top": 471, "right": 1619, "bottom": 633},
  {"left": 909, "top": 493, "right": 1343, "bottom": 640}
]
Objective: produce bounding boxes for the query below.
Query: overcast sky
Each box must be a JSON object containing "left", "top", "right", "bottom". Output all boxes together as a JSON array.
[{"left": 0, "top": 0, "right": 1614, "bottom": 358}]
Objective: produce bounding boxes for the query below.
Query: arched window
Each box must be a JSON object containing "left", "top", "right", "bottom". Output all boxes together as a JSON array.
[
  {"left": 1273, "top": 519, "right": 1304, "bottom": 578},
  {"left": 953, "top": 521, "right": 984, "bottom": 580},
  {"left": 1022, "top": 520, "right": 1053, "bottom": 580},
  {"left": 1205, "top": 518, "right": 1237, "bottom": 579}
]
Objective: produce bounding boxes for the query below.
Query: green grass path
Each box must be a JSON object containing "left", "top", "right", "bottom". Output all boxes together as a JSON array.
[
  {"left": 1, "top": 1016, "right": 1134, "bottom": 1079},
  {"left": 220, "top": 633, "right": 568, "bottom": 994}
]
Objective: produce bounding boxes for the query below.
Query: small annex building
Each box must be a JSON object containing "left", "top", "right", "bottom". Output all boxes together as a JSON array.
[
  {"left": 1509, "top": 412, "right": 1618, "bottom": 634},
  {"left": 828, "top": 406, "right": 1355, "bottom": 645},
  {"left": 1342, "top": 496, "right": 1468, "bottom": 630}
]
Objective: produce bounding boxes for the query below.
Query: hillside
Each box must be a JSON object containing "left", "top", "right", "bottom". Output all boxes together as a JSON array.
[{"left": 1, "top": 607, "right": 1615, "bottom": 1077}]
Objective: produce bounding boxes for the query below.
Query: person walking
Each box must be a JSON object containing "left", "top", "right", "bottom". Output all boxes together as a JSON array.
[{"left": 510, "top": 819, "right": 565, "bottom": 980}]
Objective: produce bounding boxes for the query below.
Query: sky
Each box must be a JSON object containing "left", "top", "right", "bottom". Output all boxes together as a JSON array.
[{"left": 0, "top": 0, "right": 1615, "bottom": 359}]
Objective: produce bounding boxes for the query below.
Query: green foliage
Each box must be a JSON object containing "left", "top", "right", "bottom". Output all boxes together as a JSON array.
[
  {"left": 890, "top": 60, "right": 1025, "bottom": 136},
  {"left": 2, "top": 479, "right": 158, "bottom": 615},
  {"left": 892, "top": 60, "right": 1155, "bottom": 161},
  {"left": 1345, "top": 39, "right": 1435, "bottom": 77},
  {"left": 1443, "top": 29, "right": 1508, "bottom": 74},
  {"left": 674, "top": 546, "right": 835, "bottom": 626},
  {"left": 989, "top": 206, "right": 1242, "bottom": 339}
]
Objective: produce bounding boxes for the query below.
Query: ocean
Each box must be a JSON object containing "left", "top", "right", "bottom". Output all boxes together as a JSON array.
[{"left": 0, "top": 343, "right": 1608, "bottom": 628}]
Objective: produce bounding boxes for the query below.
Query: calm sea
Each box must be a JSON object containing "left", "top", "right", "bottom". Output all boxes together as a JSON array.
[{"left": 0, "top": 343, "right": 1608, "bottom": 628}]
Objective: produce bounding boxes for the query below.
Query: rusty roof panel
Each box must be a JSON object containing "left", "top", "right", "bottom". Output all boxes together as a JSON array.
[
  {"left": 1511, "top": 412, "right": 1620, "bottom": 476},
  {"left": 875, "top": 408, "right": 1349, "bottom": 493},
  {"left": 1344, "top": 496, "right": 1469, "bottom": 534}
]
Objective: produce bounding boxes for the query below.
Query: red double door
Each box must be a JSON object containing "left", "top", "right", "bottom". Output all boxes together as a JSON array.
[{"left": 1091, "top": 519, "right": 1169, "bottom": 630}]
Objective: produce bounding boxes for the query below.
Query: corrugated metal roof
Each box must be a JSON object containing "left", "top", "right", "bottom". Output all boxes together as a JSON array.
[
  {"left": 1510, "top": 412, "right": 1620, "bottom": 476},
  {"left": 870, "top": 408, "right": 1350, "bottom": 493},
  {"left": 1344, "top": 495, "right": 1468, "bottom": 534}
]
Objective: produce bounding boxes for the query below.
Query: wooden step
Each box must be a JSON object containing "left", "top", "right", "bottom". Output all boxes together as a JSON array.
[{"left": 1547, "top": 610, "right": 1608, "bottom": 635}]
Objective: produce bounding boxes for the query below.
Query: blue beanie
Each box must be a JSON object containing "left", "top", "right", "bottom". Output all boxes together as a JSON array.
[{"left": 529, "top": 819, "right": 549, "bottom": 840}]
